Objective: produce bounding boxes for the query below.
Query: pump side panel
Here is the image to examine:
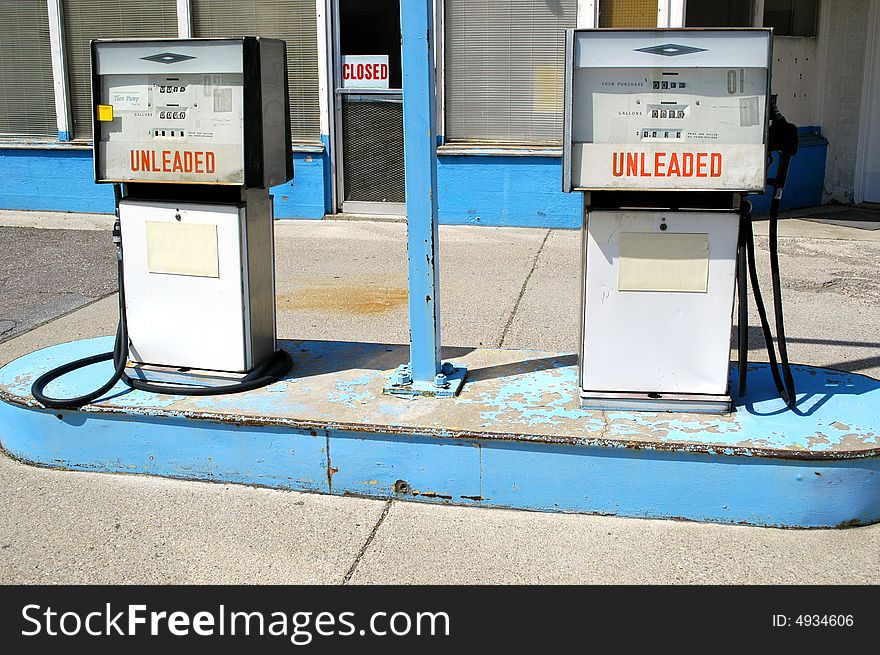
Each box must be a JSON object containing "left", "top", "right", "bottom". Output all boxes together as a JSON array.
[
  {"left": 119, "top": 199, "right": 250, "bottom": 372},
  {"left": 581, "top": 209, "right": 738, "bottom": 395}
]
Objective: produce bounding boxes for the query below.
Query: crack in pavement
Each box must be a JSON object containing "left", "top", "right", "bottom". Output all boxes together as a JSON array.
[
  {"left": 498, "top": 229, "right": 551, "bottom": 348},
  {"left": 343, "top": 499, "right": 392, "bottom": 584}
]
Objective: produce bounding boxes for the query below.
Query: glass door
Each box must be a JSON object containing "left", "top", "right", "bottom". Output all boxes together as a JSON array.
[{"left": 334, "top": 0, "right": 406, "bottom": 216}]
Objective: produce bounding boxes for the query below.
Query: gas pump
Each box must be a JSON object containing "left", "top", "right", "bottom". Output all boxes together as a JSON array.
[
  {"left": 563, "top": 28, "right": 796, "bottom": 413},
  {"left": 32, "top": 38, "right": 294, "bottom": 409}
]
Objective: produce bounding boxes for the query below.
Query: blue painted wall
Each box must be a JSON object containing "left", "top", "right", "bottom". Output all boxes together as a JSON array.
[
  {"left": 0, "top": 148, "right": 115, "bottom": 213},
  {"left": 0, "top": 146, "right": 331, "bottom": 220},
  {"left": 273, "top": 144, "right": 331, "bottom": 220},
  {"left": 0, "top": 129, "right": 827, "bottom": 227},
  {"left": 437, "top": 155, "right": 582, "bottom": 228}
]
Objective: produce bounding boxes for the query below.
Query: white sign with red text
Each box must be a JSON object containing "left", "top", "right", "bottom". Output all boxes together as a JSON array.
[
  {"left": 342, "top": 55, "right": 390, "bottom": 89},
  {"left": 571, "top": 143, "right": 766, "bottom": 191}
]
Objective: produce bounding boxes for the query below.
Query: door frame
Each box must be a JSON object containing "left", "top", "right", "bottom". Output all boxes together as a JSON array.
[{"left": 329, "top": 0, "right": 406, "bottom": 216}]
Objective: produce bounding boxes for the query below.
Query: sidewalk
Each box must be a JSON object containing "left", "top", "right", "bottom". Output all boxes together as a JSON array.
[{"left": 1, "top": 211, "right": 879, "bottom": 583}]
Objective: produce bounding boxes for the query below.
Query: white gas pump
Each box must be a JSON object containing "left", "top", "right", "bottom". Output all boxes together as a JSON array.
[
  {"left": 33, "top": 38, "right": 294, "bottom": 408},
  {"left": 563, "top": 28, "right": 795, "bottom": 413}
]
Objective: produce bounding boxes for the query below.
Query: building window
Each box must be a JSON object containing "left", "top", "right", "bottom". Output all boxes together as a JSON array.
[
  {"left": 685, "top": 0, "right": 753, "bottom": 27},
  {"left": 0, "top": 2, "right": 57, "bottom": 138},
  {"left": 599, "top": 0, "right": 658, "bottom": 28},
  {"left": 764, "top": 0, "right": 818, "bottom": 37},
  {"left": 63, "top": 0, "right": 178, "bottom": 140},
  {"left": 444, "top": 0, "right": 577, "bottom": 145},
  {"left": 192, "top": 0, "right": 320, "bottom": 142}
]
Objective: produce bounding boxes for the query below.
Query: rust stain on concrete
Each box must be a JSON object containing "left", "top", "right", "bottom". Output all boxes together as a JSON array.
[{"left": 278, "top": 285, "right": 408, "bottom": 315}]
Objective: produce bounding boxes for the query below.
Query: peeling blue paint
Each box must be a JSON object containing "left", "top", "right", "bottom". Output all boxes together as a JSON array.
[
  {"left": 329, "top": 371, "right": 378, "bottom": 405},
  {"left": 2, "top": 337, "right": 879, "bottom": 527}
]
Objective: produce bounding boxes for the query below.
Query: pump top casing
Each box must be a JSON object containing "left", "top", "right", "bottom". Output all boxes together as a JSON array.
[
  {"left": 562, "top": 28, "right": 772, "bottom": 194},
  {"left": 91, "top": 37, "right": 293, "bottom": 188}
]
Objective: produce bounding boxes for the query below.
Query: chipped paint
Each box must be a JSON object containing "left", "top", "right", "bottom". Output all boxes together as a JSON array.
[
  {"left": 1, "top": 337, "right": 880, "bottom": 526},
  {"left": 2, "top": 337, "right": 880, "bottom": 459}
]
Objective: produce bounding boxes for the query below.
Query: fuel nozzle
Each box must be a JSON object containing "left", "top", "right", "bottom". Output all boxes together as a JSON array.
[
  {"left": 768, "top": 95, "right": 799, "bottom": 192},
  {"left": 112, "top": 217, "right": 123, "bottom": 260}
]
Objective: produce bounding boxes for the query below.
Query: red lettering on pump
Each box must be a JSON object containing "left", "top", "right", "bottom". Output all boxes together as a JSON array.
[
  {"left": 608, "top": 151, "right": 723, "bottom": 178},
  {"left": 612, "top": 152, "right": 624, "bottom": 177},
  {"left": 696, "top": 152, "right": 708, "bottom": 177},
  {"left": 654, "top": 152, "right": 666, "bottom": 177},
  {"left": 127, "top": 149, "right": 217, "bottom": 175},
  {"left": 626, "top": 152, "right": 638, "bottom": 177},
  {"left": 639, "top": 153, "right": 651, "bottom": 177},
  {"left": 710, "top": 152, "right": 722, "bottom": 177},
  {"left": 682, "top": 152, "right": 694, "bottom": 176}
]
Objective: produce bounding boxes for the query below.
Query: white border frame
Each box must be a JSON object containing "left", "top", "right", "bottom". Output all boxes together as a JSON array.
[
  {"left": 657, "top": 0, "right": 686, "bottom": 28},
  {"left": 47, "top": 0, "right": 72, "bottom": 141},
  {"left": 176, "top": 0, "right": 192, "bottom": 37},
  {"left": 578, "top": 1, "right": 599, "bottom": 28}
]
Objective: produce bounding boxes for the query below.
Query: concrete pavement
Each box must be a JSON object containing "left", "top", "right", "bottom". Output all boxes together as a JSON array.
[{"left": 1, "top": 212, "right": 879, "bottom": 584}]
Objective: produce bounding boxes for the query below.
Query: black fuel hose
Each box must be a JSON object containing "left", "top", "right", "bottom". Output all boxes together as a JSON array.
[
  {"left": 737, "top": 199, "right": 796, "bottom": 408},
  {"left": 735, "top": 99, "right": 799, "bottom": 408},
  {"left": 31, "top": 218, "right": 291, "bottom": 410}
]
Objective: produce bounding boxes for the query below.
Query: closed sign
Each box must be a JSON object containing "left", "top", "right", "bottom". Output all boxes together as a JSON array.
[{"left": 342, "top": 55, "right": 389, "bottom": 89}]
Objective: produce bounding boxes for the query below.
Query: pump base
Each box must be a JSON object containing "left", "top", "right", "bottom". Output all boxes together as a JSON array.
[
  {"left": 2, "top": 337, "right": 879, "bottom": 528},
  {"left": 125, "top": 363, "right": 251, "bottom": 388},
  {"left": 579, "top": 390, "right": 732, "bottom": 414}
]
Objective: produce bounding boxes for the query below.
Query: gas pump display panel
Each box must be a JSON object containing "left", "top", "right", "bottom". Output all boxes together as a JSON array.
[
  {"left": 92, "top": 38, "right": 292, "bottom": 187},
  {"left": 563, "top": 29, "right": 771, "bottom": 192}
]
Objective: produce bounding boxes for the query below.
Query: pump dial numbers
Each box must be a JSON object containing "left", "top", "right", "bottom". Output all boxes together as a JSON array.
[
  {"left": 157, "top": 85, "right": 187, "bottom": 93},
  {"left": 652, "top": 80, "right": 687, "bottom": 90},
  {"left": 641, "top": 129, "right": 683, "bottom": 142},
  {"left": 727, "top": 69, "right": 746, "bottom": 95},
  {"left": 158, "top": 109, "right": 187, "bottom": 120},
  {"left": 650, "top": 107, "right": 687, "bottom": 120}
]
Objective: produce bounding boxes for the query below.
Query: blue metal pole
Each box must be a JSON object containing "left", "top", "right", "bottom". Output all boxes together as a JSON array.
[
  {"left": 385, "top": 0, "right": 465, "bottom": 397},
  {"left": 400, "top": 0, "right": 441, "bottom": 383}
]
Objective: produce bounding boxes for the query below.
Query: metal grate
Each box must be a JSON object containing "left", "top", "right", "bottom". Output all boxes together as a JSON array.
[
  {"left": 599, "top": 0, "right": 658, "bottom": 28},
  {"left": 342, "top": 97, "right": 405, "bottom": 203}
]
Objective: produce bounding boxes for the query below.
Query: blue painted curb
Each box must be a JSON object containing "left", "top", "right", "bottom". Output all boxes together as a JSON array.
[{"left": 1, "top": 338, "right": 878, "bottom": 528}]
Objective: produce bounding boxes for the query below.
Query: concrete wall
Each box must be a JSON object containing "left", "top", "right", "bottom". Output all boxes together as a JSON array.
[
  {"left": 772, "top": 36, "right": 819, "bottom": 128},
  {"left": 814, "top": 0, "right": 872, "bottom": 203}
]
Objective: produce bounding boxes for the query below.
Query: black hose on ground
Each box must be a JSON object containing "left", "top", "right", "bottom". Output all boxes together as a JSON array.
[{"left": 31, "top": 214, "right": 291, "bottom": 410}]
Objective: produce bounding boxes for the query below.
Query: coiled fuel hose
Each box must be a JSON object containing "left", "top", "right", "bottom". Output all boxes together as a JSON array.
[{"left": 31, "top": 213, "right": 292, "bottom": 410}]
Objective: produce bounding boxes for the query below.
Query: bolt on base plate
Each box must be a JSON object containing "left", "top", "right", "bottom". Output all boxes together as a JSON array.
[{"left": 383, "top": 362, "right": 467, "bottom": 398}]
